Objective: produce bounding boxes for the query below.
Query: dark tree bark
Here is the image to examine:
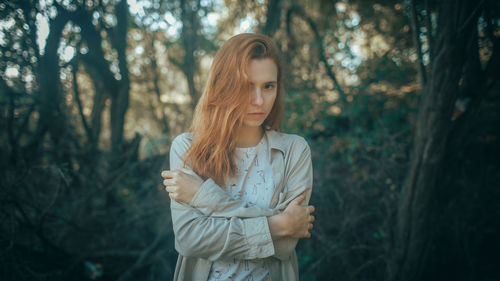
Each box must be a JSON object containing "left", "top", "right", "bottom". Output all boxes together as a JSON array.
[
  {"left": 28, "top": 4, "right": 71, "bottom": 162},
  {"left": 71, "top": 0, "right": 132, "bottom": 158},
  {"left": 148, "top": 32, "right": 170, "bottom": 134},
  {"left": 409, "top": 0, "right": 427, "bottom": 85},
  {"left": 262, "top": 0, "right": 282, "bottom": 37},
  {"left": 389, "top": 1, "right": 500, "bottom": 280},
  {"left": 71, "top": 62, "right": 93, "bottom": 147},
  {"left": 424, "top": 0, "right": 434, "bottom": 64},
  {"left": 109, "top": 0, "right": 131, "bottom": 155},
  {"left": 178, "top": 0, "right": 200, "bottom": 109},
  {"left": 1, "top": 77, "right": 28, "bottom": 165},
  {"left": 73, "top": 5, "right": 117, "bottom": 152}
]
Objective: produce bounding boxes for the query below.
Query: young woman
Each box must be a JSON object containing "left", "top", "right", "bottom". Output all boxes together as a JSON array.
[{"left": 161, "top": 33, "right": 315, "bottom": 281}]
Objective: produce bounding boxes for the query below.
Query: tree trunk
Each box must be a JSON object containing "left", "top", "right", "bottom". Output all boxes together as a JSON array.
[
  {"left": 180, "top": 0, "right": 200, "bottom": 109},
  {"left": 74, "top": 5, "right": 117, "bottom": 152},
  {"left": 109, "top": 0, "right": 130, "bottom": 156},
  {"left": 73, "top": 1, "right": 130, "bottom": 157},
  {"left": 29, "top": 6, "right": 71, "bottom": 162},
  {"left": 389, "top": 1, "right": 494, "bottom": 280},
  {"left": 409, "top": 0, "right": 427, "bottom": 85},
  {"left": 262, "top": 0, "right": 282, "bottom": 37},
  {"left": 149, "top": 32, "right": 170, "bottom": 134}
]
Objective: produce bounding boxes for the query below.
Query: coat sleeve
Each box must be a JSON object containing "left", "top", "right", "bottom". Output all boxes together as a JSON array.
[
  {"left": 189, "top": 178, "right": 278, "bottom": 218},
  {"left": 182, "top": 136, "right": 313, "bottom": 219},
  {"left": 170, "top": 134, "right": 277, "bottom": 218},
  {"left": 271, "top": 139, "right": 313, "bottom": 261},
  {"left": 169, "top": 134, "right": 275, "bottom": 261},
  {"left": 170, "top": 134, "right": 313, "bottom": 261}
]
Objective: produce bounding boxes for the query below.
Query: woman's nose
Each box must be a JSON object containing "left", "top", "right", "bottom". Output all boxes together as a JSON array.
[{"left": 251, "top": 88, "right": 264, "bottom": 105}]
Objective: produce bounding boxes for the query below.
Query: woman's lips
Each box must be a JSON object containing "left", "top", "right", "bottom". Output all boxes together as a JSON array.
[{"left": 247, "top": 112, "right": 265, "bottom": 117}]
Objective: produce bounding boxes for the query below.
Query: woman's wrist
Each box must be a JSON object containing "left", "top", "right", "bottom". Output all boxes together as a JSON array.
[{"left": 268, "top": 214, "right": 289, "bottom": 239}]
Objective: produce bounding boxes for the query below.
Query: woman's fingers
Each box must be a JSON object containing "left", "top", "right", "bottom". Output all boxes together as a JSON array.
[
  {"left": 162, "top": 169, "right": 196, "bottom": 181},
  {"left": 302, "top": 225, "right": 313, "bottom": 238},
  {"left": 168, "top": 192, "right": 177, "bottom": 200},
  {"left": 165, "top": 184, "right": 181, "bottom": 202},
  {"left": 302, "top": 209, "right": 315, "bottom": 238},
  {"left": 161, "top": 170, "right": 172, "bottom": 178},
  {"left": 164, "top": 184, "right": 178, "bottom": 192},
  {"left": 161, "top": 168, "right": 202, "bottom": 204},
  {"left": 163, "top": 178, "right": 177, "bottom": 186},
  {"left": 162, "top": 170, "right": 182, "bottom": 202},
  {"left": 161, "top": 169, "right": 183, "bottom": 179},
  {"left": 282, "top": 199, "right": 317, "bottom": 238},
  {"left": 163, "top": 176, "right": 178, "bottom": 195}
]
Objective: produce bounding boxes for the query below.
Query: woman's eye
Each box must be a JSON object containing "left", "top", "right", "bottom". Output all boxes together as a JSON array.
[{"left": 264, "top": 84, "right": 275, "bottom": 90}]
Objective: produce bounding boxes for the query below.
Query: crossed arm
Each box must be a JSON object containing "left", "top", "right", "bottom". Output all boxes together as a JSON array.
[{"left": 163, "top": 134, "right": 315, "bottom": 261}]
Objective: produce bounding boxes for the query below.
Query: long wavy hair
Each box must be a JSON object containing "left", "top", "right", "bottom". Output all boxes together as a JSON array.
[{"left": 184, "top": 33, "right": 284, "bottom": 186}]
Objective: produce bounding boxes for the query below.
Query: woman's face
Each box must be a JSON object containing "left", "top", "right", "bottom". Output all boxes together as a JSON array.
[{"left": 243, "top": 58, "right": 278, "bottom": 128}]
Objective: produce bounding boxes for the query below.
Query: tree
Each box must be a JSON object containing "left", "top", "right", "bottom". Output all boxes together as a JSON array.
[
  {"left": 390, "top": 0, "right": 500, "bottom": 280},
  {"left": 71, "top": 0, "right": 132, "bottom": 157},
  {"left": 262, "top": 0, "right": 282, "bottom": 37}
]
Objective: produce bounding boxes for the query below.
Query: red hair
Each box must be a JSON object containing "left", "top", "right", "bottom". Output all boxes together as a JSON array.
[{"left": 185, "top": 33, "right": 284, "bottom": 186}]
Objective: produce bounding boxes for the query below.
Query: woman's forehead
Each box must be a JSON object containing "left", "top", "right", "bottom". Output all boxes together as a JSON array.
[{"left": 247, "top": 58, "right": 278, "bottom": 83}]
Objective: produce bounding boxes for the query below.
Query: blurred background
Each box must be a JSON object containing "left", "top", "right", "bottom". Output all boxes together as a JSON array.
[{"left": 1, "top": 0, "right": 499, "bottom": 280}]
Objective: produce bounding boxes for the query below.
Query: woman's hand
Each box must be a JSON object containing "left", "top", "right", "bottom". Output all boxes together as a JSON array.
[
  {"left": 268, "top": 193, "right": 315, "bottom": 239},
  {"left": 161, "top": 168, "right": 204, "bottom": 204}
]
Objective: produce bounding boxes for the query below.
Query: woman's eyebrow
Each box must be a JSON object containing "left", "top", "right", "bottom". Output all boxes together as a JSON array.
[{"left": 249, "top": 80, "right": 277, "bottom": 84}]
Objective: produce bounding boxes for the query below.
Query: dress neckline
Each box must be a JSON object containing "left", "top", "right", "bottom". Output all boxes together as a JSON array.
[{"left": 234, "top": 133, "right": 266, "bottom": 152}]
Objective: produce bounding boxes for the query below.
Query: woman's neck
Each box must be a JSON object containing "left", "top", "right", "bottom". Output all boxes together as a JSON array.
[{"left": 235, "top": 126, "right": 264, "bottom": 148}]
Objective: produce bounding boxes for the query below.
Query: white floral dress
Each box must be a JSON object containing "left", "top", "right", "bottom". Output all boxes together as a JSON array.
[{"left": 207, "top": 135, "right": 274, "bottom": 281}]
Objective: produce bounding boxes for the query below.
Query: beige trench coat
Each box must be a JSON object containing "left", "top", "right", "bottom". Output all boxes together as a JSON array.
[{"left": 169, "top": 130, "right": 313, "bottom": 281}]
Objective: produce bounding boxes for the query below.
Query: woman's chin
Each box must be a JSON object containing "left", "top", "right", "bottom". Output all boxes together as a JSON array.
[{"left": 242, "top": 121, "right": 264, "bottom": 128}]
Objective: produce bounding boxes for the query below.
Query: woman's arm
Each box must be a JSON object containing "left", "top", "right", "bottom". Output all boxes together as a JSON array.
[
  {"left": 269, "top": 141, "right": 314, "bottom": 260},
  {"left": 171, "top": 192, "right": 312, "bottom": 261},
  {"left": 165, "top": 169, "right": 314, "bottom": 261},
  {"left": 164, "top": 134, "right": 277, "bottom": 218},
  {"left": 164, "top": 135, "right": 313, "bottom": 219},
  {"left": 171, "top": 199, "right": 275, "bottom": 261},
  {"left": 167, "top": 134, "right": 313, "bottom": 261},
  {"left": 163, "top": 169, "right": 277, "bottom": 218}
]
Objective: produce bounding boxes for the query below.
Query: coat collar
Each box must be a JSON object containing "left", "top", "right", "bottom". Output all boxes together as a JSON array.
[
  {"left": 186, "top": 129, "right": 287, "bottom": 153},
  {"left": 265, "top": 130, "right": 286, "bottom": 153}
]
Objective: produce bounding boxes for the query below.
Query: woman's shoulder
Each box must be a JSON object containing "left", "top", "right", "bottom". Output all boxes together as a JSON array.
[
  {"left": 173, "top": 132, "right": 193, "bottom": 142},
  {"left": 272, "top": 130, "right": 307, "bottom": 142},
  {"left": 266, "top": 130, "right": 310, "bottom": 152},
  {"left": 171, "top": 132, "right": 193, "bottom": 153}
]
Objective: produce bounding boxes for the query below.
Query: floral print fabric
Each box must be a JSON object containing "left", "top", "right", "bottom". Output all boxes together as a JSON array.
[{"left": 207, "top": 135, "right": 274, "bottom": 281}]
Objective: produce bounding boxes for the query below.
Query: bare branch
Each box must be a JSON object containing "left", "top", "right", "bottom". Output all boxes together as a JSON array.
[
  {"left": 287, "top": 6, "right": 345, "bottom": 97},
  {"left": 424, "top": 0, "right": 434, "bottom": 64},
  {"left": 409, "top": 0, "right": 427, "bottom": 85},
  {"left": 71, "top": 59, "right": 94, "bottom": 144}
]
